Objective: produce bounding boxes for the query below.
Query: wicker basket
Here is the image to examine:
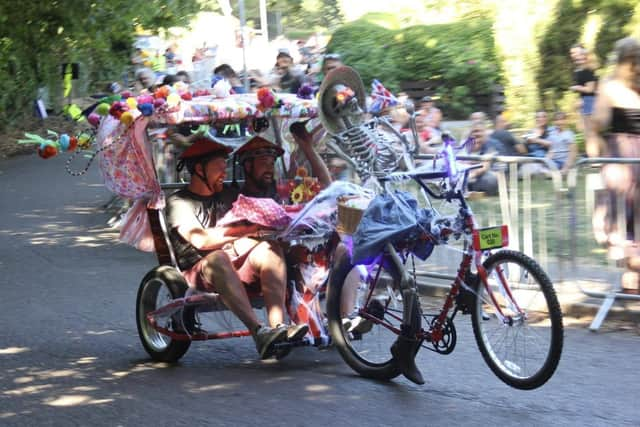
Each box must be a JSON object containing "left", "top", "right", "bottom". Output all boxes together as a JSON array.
[{"left": 337, "top": 196, "right": 368, "bottom": 234}]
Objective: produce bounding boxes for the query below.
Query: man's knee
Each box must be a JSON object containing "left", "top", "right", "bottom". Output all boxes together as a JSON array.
[
  {"left": 251, "top": 241, "right": 285, "bottom": 268},
  {"left": 202, "top": 250, "right": 234, "bottom": 278}
]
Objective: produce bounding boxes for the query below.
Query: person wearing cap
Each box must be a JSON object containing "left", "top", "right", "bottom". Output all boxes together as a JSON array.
[
  {"left": 235, "top": 128, "right": 332, "bottom": 200},
  {"left": 272, "top": 50, "right": 303, "bottom": 93},
  {"left": 164, "top": 138, "right": 308, "bottom": 359}
]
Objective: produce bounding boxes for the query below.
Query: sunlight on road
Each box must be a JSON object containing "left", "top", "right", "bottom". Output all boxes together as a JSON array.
[{"left": 0, "top": 347, "right": 30, "bottom": 355}]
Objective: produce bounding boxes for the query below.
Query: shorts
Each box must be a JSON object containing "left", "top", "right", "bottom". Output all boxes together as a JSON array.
[
  {"left": 182, "top": 239, "right": 260, "bottom": 291},
  {"left": 581, "top": 95, "right": 595, "bottom": 116}
]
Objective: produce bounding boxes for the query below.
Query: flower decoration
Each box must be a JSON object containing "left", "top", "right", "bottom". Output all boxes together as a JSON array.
[
  {"left": 297, "top": 83, "right": 315, "bottom": 100},
  {"left": 257, "top": 87, "right": 276, "bottom": 110},
  {"left": 335, "top": 87, "right": 355, "bottom": 106},
  {"left": 17, "top": 130, "right": 84, "bottom": 159},
  {"left": 288, "top": 166, "right": 321, "bottom": 204}
]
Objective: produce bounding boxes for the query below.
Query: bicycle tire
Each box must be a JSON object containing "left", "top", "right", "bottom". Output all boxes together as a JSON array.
[
  {"left": 136, "top": 265, "right": 194, "bottom": 363},
  {"left": 327, "top": 247, "right": 402, "bottom": 381},
  {"left": 471, "top": 250, "right": 563, "bottom": 390}
]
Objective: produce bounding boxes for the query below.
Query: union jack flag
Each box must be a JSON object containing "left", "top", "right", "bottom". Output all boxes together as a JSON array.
[{"left": 369, "top": 79, "right": 398, "bottom": 114}]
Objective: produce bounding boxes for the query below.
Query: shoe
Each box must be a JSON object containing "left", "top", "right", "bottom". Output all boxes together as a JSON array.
[
  {"left": 284, "top": 323, "right": 309, "bottom": 342},
  {"left": 254, "top": 325, "right": 288, "bottom": 359},
  {"left": 342, "top": 315, "right": 373, "bottom": 335}
]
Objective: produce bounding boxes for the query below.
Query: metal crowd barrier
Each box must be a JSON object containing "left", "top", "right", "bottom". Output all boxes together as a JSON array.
[
  {"left": 567, "top": 157, "right": 640, "bottom": 331},
  {"left": 414, "top": 153, "right": 563, "bottom": 273}
]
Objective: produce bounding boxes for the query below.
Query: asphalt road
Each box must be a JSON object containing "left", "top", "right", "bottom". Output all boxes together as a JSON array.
[{"left": 1, "top": 154, "right": 639, "bottom": 427}]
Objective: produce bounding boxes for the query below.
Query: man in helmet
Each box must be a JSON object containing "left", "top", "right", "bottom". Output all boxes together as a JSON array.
[
  {"left": 164, "top": 138, "right": 308, "bottom": 359},
  {"left": 234, "top": 125, "right": 332, "bottom": 201}
]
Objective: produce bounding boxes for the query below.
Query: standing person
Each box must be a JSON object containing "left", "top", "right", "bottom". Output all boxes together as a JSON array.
[
  {"left": 590, "top": 37, "right": 640, "bottom": 294},
  {"left": 213, "top": 64, "right": 245, "bottom": 94},
  {"left": 546, "top": 111, "right": 577, "bottom": 175},
  {"left": 570, "top": 43, "right": 598, "bottom": 137},
  {"left": 272, "top": 50, "right": 303, "bottom": 93},
  {"left": 165, "top": 138, "right": 309, "bottom": 358},
  {"left": 321, "top": 53, "right": 343, "bottom": 77}
]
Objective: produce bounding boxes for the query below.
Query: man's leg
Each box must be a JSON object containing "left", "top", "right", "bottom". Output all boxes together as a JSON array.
[
  {"left": 200, "top": 250, "right": 260, "bottom": 331},
  {"left": 246, "top": 241, "right": 286, "bottom": 327}
]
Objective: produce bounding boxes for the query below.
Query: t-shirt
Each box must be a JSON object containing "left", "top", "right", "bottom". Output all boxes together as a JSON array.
[
  {"left": 489, "top": 129, "right": 522, "bottom": 156},
  {"left": 527, "top": 126, "right": 551, "bottom": 158},
  {"left": 548, "top": 128, "right": 575, "bottom": 163},
  {"left": 165, "top": 187, "right": 235, "bottom": 270},
  {"left": 573, "top": 68, "right": 597, "bottom": 98}
]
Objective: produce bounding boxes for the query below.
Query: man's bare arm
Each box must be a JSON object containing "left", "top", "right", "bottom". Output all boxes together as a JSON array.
[
  {"left": 177, "top": 222, "right": 261, "bottom": 251},
  {"left": 289, "top": 121, "right": 332, "bottom": 187}
]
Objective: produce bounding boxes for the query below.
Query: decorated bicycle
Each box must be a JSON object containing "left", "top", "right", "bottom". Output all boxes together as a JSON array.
[
  {"left": 20, "top": 66, "right": 563, "bottom": 389},
  {"left": 315, "top": 67, "right": 564, "bottom": 389}
]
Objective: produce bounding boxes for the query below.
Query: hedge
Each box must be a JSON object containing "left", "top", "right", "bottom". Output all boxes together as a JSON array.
[{"left": 326, "top": 13, "right": 501, "bottom": 119}]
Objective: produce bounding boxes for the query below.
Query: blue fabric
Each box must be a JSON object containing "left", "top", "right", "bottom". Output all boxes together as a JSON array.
[{"left": 352, "top": 191, "right": 434, "bottom": 264}]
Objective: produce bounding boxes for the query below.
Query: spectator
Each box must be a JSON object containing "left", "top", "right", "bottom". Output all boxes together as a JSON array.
[
  {"left": 418, "top": 96, "right": 443, "bottom": 139},
  {"left": 213, "top": 64, "right": 245, "bottom": 94},
  {"left": 590, "top": 36, "right": 640, "bottom": 294},
  {"left": 321, "top": 53, "right": 343, "bottom": 76},
  {"left": 570, "top": 43, "right": 598, "bottom": 138},
  {"left": 162, "top": 74, "right": 180, "bottom": 87},
  {"left": 466, "top": 120, "right": 499, "bottom": 196},
  {"left": 547, "top": 111, "right": 577, "bottom": 174},
  {"left": 135, "top": 67, "right": 157, "bottom": 92},
  {"left": 523, "top": 110, "right": 553, "bottom": 158},
  {"left": 273, "top": 50, "right": 303, "bottom": 93},
  {"left": 176, "top": 70, "right": 191, "bottom": 84},
  {"left": 490, "top": 113, "right": 527, "bottom": 156}
]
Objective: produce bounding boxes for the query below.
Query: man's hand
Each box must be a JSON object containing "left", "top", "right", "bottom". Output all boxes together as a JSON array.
[{"left": 289, "top": 121, "right": 312, "bottom": 146}]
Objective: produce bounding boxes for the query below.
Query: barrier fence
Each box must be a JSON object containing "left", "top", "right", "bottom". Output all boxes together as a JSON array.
[{"left": 412, "top": 154, "right": 640, "bottom": 330}]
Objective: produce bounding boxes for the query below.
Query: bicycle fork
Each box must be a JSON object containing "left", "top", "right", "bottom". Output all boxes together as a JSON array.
[{"left": 386, "top": 243, "right": 425, "bottom": 385}]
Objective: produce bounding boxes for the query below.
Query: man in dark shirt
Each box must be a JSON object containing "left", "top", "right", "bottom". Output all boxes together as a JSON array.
[
  {"left": 489, "top": 113, "right": 527, "bottom": 156},
  {"left": 164, "top": 138, "right": 307, "bottom": 359}
]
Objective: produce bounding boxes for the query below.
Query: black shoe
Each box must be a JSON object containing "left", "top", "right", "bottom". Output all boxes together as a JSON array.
[
  {"left": 254, "top": 325, "right": 288, "bottom": 359},
  {"left": 285, "top": 323, "right": 309, "bottom": 342},
  {"left": 391, "top": 335, "right": 425, "bottom": 385}
]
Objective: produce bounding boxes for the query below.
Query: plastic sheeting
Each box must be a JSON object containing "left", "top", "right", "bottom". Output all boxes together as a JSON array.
[
  {"left": 280, "top": 181, "right": 375, "bottom": 240},
  {"left": 352, "top": 191, "right": 435, "bottom": 264}
]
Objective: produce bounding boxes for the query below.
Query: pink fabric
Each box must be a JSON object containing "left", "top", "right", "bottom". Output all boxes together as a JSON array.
[
  {"left": 96, "top": 115, "right": 164, "bottom": 252},
  {"left": 217, "top": 194, "right": 292, "bottom": 229}
]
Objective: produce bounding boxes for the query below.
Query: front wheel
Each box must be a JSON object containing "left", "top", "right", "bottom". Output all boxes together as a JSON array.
[
  {"left": 136, "top": 266, "right": 193, "bottom": 362},
  {"left": 326, "top": 246, "right": 402, "bottom": 381},
  {"left": 471, "top": 250, "right": 563, "bottom": 390}
]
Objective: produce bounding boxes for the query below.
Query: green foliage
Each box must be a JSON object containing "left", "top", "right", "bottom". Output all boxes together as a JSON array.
[
  {"left": 0, "top": 0, "right": 200, "bottom": 130},
  {"left": 327, "top": 13, "right": 500, "bottom": 119},
  {"left": 537, "top": 0, "right": 637, "bottom": 110}
]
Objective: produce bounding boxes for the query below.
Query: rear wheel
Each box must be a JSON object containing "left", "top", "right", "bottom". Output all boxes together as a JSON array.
[
  {"left": 327, "top": 247, "right": 401, "bottom": 381},
  {"left": 136, "top": 266, "right": 194, "bottom": 362},
  {"left": 471, "top": 250, "right": 563, "bottom": 389}
]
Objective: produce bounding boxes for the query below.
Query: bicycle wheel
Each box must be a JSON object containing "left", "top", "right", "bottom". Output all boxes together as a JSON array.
[
  {"left": 136, "top": 265, "right": 193, "bottom": 362},
  {"left": 471, "top": 250, "right": 563, "bottom": 390},
  {"left": 327, "top": 247, "right": 402, "bottom": 381}
]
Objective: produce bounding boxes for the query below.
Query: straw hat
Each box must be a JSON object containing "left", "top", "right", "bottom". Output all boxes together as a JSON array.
[{"left": 317, "top": 66, "right": 367, "bottom": 135}]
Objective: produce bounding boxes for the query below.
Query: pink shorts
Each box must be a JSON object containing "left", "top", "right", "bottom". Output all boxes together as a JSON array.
[{"left": 182, "top": 241, "right": 259, "bottom": 292}]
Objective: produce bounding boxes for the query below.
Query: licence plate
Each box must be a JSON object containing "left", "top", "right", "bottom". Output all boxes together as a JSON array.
[{"left": 472, "top": 225, "right": 509, "bottom": 251}]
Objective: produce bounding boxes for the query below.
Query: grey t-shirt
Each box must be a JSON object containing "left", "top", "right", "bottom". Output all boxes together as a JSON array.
[
  {"left": 548, "top": 128, "right": 575, "bottom": 163},
  {"left": 165, "top": 188, "right": 235, "bottom": 270}
]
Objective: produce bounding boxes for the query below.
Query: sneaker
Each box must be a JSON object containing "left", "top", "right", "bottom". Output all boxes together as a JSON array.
[
  {"left": 254, "top": 325, "right": 288, "bottom": 359},
  {"left": 342, "top": 315, "right": 373, "bottom": 335},
  {"left": 284, "top": 323, "right": 309, "bottom": 342}
]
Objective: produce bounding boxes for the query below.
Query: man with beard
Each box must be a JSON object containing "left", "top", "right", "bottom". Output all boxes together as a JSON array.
[
  {"left": 235, "top": 126, "right": 332, "bottom": 200},
  {"left": 164, "top": 138, "right": 308, "bottom": 359}
]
